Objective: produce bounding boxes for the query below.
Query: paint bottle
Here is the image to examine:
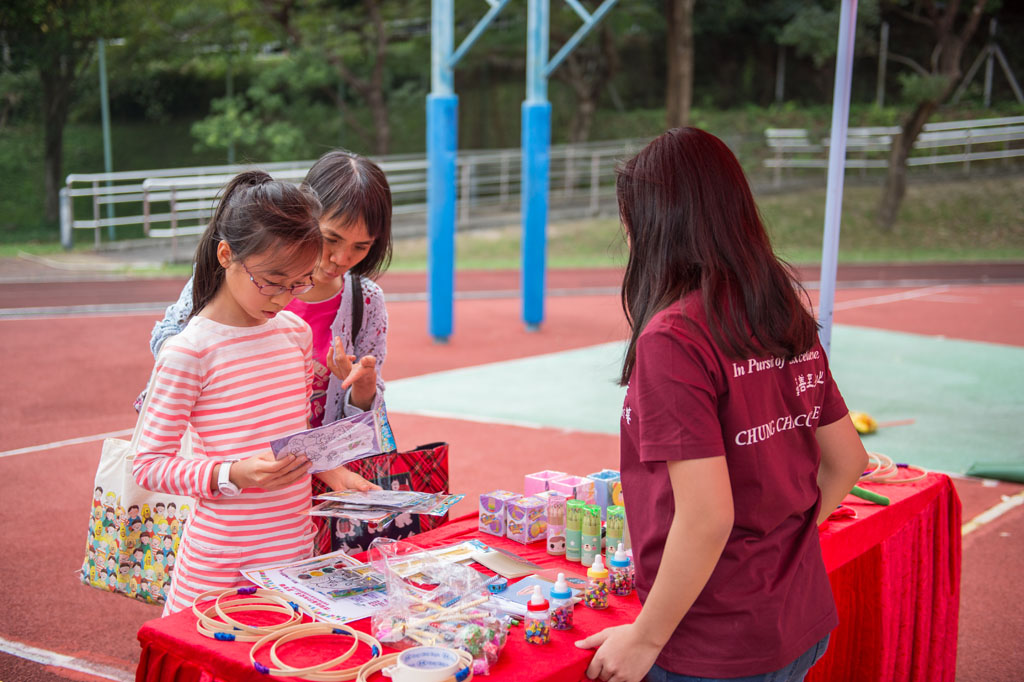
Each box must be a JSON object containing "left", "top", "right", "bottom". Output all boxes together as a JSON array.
[
  {"left": 524, "top": 585, "right": 551, "bottom": 645},
  {"left": 580, "top": 504, "right": 602, "bottom": 567},
  {"left": 605, "top": 505, "right": 625, "bottom": 559},
  {"left": 609, "top": 543, "right": 633, "bottom": 596},
  {"left": 546, "top": 494, "right": 567, "bottom": 556},
  {"left": 549, "top": 572, "right": 574, "bottom": 631},
  {"left": 566, "top": 499, "right": 585, "bottom": 562},
  {"left": 584, "top": 554, "right": 609, "bottom": 610}
]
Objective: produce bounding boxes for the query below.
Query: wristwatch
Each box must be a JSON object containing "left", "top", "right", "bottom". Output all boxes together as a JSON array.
[{"left": 217, "top": 461, "right": 240, "bottom": 497}]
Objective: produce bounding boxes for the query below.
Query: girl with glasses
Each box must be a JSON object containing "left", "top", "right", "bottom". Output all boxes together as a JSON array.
[
  {"left": 133, "top": 170, "right": 332, "bottom": 615},
  {"left": 147, "top": 150, "right": 395, "bottom": 555}
]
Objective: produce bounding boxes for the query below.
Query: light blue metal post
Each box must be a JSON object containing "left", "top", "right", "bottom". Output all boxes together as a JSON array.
[
  {"left": 427, "top": 0, "right": 512, "bottom": 341},
  {"left": 522, "top": 0, "right": 551, "bottom": 331},
  {"left": 428, "top": 0, "right": 457, "bottom": 342},
  {"left": 521, "top": 0, "right": 618, "bottom": 331},
  {"left": 98, "top": 38, "right": 115, "bottom": 239},
  {"left": 817, "top": 0, "right": 858, "bottom": 356}
]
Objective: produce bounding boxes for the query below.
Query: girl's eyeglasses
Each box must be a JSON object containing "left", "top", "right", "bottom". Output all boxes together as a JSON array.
[{"left": 242, "top": 263, "right": 315, "bottom": 296}]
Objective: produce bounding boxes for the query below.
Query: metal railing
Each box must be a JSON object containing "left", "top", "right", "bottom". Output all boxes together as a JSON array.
[
  {"left": 60, "top": 138, "right": 649, "bottom": 249},
  {"left": 764, "top": 115, "right": 1024, "bottom": 186}
]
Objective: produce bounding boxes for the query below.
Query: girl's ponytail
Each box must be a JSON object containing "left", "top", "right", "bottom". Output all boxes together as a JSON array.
[{"left": 191, "top": 170, "right": 320, "bottom": 317}]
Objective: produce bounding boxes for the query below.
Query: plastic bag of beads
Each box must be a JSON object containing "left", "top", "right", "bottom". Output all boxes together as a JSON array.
[{"left": 367, "top": 538, "right": 511, "bottom": 674}]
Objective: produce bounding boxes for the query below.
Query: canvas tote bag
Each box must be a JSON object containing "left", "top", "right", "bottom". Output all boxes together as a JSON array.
[{"left": 81, "top": 359, "right": 194, "bottom": 604}]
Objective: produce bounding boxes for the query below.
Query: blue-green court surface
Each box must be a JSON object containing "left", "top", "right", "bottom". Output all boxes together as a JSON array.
[{"left": 386, "top": 325, "right": 1024, "bottom": 475}]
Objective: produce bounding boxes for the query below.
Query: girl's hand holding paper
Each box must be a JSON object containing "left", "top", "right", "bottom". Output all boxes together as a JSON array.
[{"left": 229, "top": 451, "right": 311, "bottom": 492}]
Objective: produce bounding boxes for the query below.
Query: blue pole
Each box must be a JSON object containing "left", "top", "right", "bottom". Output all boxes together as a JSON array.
[
  {"left": 522, "top": 0, "right": 550, "bottom": 331},
  {"left": 521, "top": 102, "right": 550, "bottom": 330},
  {"left": 428, "top": 0, "right": 457, "bottom": 342},
  {"left": 427, "top": 94, "right": 457, "bottom": 342},
  {"left": 817, "top": 0, "right": 858, "bottom": 356}
]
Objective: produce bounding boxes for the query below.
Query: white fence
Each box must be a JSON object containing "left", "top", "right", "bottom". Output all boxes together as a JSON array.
[
  {"left": 62, "top": 116, "right": 1024, "bottom": 249},
  {"left": 60, "top": 139, "right": 648, "bottom": 249},
  {"left": 764, "top": 115, "right": 1024, "bottom": 186}
]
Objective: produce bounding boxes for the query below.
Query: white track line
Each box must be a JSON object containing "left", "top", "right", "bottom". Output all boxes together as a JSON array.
[
  {"left": 962, "top": 490, "right": 1024, "bottom": 536},
  {"left": 0, "top": 636, "right": 133, "bottom": 682},
  {"left": 832, "top": 285, "right": 950, "bottom": 311},
  {"left": 0, "top": 429, "right": 132, "bottom": 458}
]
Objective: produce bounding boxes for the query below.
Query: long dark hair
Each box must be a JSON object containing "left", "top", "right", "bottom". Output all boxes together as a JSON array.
[
  {"left": 192, "top": 170, "right": 323, "bottom": 316},
  {"left": 303, "top": 150, "right": 393, "bottom": 280},
  {"left": 617, "top": 127, "right": 817, "bottom": 386}
]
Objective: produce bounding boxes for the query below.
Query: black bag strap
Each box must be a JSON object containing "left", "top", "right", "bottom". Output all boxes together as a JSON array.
[{"left": 350, "top": 273, "right": 363, "bottom": 349}]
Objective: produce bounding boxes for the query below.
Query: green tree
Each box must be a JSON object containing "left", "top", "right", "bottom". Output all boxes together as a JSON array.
[
  {"left": 255, "top": 0, "right": 430, "bottom": 156},
  {"left": 0, "top": 0, "right": 125, "bottom": 221}
]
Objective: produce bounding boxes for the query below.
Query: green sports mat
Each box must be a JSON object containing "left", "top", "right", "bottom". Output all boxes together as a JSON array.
[{"left": 385, "top": 325, "right": 1024, "bottom": 475}]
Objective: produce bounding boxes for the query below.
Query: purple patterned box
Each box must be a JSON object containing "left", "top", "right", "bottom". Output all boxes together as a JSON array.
[
  {"left": 478, "top": 490, "right": 519, "bottom": 537},
  {"left": 506, "top": 496, "right": 548, "bottom": 544},
  {"left": 523, "top": 470, "right": 567, "bottom": 497},
  {"left": 549, "top": 475, "right": 597, "bottom": 506}
]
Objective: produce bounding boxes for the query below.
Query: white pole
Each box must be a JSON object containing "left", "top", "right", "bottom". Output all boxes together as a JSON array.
[{"left": 817, "top": 0, "right": 858, "bottom": 356}]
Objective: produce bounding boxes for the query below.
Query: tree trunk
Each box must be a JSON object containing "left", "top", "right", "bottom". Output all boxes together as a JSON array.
[
  {"left": 367, "top": 88, "right": 390, "bottom": 156},
  {"left": 365, "top": 0, "right": 389, "bottom": 155},
  {"left": 41, "top": 55, "right": 74, "bottom": 223},
  {"left": 877, "top": 100, "right": 936, "bottom": 229},
  {"left": 569, "top": 96, "right": 596, "bottom": 144},
  {"left": 876, "top": 0, "right": 988, "bottom": 231},
  {"left": 665, "top": 0, "right": 695, "bottom": 128}
]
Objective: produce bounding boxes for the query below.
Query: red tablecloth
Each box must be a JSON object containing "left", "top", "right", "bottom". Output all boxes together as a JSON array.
[{"left": 136, "top": 473, "right": 960, "bottom": 682}]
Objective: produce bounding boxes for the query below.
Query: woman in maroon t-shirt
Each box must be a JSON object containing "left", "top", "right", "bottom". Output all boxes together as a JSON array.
[{"left": 576, "top": 128, "right": 868, "bottom": 682}]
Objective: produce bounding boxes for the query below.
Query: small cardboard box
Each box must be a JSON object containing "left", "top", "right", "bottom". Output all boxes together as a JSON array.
[
  {"left": 478, "top": 490, "right": 519, "bottom": 537},
  {"left": 506, "top": 496, "right": 548, "bottom": 544},
  {"left": 549, "top": 475, "right": 597, "bottom": 506},
  {"left": 587, "top": 469, "right": 621, "bottom": 519},
  {"left": 523, "top": 470, "right": 567, "bottom": 497}
]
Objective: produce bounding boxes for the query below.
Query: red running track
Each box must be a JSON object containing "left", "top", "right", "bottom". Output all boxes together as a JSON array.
[{"left": 1, "top": 268, "right": 1021, "bottom": 681}]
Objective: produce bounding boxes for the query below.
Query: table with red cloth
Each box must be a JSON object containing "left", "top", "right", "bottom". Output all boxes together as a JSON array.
[{"left": 136, "top": 473, "right": 960, "bottom": 682}]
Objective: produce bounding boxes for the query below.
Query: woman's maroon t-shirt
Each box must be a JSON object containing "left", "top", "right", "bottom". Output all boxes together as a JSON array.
[{"left": 620, "top": 294, "right": 848, "bottom": 678}]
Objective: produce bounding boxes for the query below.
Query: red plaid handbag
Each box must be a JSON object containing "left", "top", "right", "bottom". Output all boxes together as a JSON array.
[{"left": 313, "top": 442, "right": 450, "bottom": 554}]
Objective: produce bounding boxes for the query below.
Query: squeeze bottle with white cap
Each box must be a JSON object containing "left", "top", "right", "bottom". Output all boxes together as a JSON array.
[
  {"left": 524, "top": 585, "right": 551, "bottom": 645},
  {"left": 549, "top": 572, "right": 574, "bottom": 630},
  {"left": 609, "top": 543, "right": 633, "bottom": 596},
  {"left": 584, "top": 554, "right": 609, "bottom": 610}
]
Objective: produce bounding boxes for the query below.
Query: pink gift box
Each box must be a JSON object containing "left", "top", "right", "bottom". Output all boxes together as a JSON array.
[
  {"left": 506, "top": 496, "right": 548, "bottom": 544},
  {"left": 478, "top": 490, "right": 519, "bottom": 537},
  {"left": 549, "top": 475, "right": 597, "bottom": 505},
  {"left": 523, "top": 470, "right": 568, "bottom": 497}
]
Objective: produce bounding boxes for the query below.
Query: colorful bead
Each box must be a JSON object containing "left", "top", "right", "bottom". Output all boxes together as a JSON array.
[
  {"left": 524, "top": 617, "right": 551, "bottom": 644},
  {"left": 610, "top": 568, "right": 633, "bottom": 596},
  {"left": 551, "top": 604, "right": 574, "bottom": 630},
  {"left": 584, "top": 580, "right": 609, "bottom": 609}
]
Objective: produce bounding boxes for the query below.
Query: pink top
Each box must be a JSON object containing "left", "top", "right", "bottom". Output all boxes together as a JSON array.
[
  {"left": 287, "top": 290, "right": 342, "bottom": 427},
  {"left": 620, "top": 294, "right": 847, "bottom": 677},
  {"left": 133, "top": 311, "right": 315, "bottom": 615}
]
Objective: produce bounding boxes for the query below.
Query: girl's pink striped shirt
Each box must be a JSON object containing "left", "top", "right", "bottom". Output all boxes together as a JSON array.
[{"left": 133, "top": 311, "right": 315, "bottom": 615}]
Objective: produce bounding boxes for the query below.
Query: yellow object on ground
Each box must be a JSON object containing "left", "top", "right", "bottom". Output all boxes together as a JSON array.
[{"left": 850, "top": 411, "right": 878, "bottom": 435}]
